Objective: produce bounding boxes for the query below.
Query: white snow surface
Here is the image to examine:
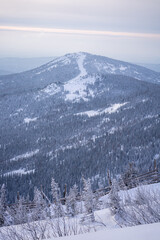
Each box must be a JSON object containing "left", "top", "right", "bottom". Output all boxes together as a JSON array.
[
  {"left": 41, "top": 83, "right": 60, "bottom": 96},
  {"left": 76, "top": 103, "right": 128, "bottom": 117},
  {"left": 100, "top": 182, "right": 160, "bottom": 206},
  {"left": 95, "top": 62, "right": 129, "bottom": 74},
  {"left": 24, "top": 117, "right": 37, "bottom": 123},
  {"left": 76, "top": 110, "right": 100, "bottom": 117},
  {"left": 10, "top": 149, "right": 39, "bottom": 162},
  {"left": 53, "top": 222, "right": 160, "bottom": 240},
  {"left": 119, "top": 65, "right": 127, "bottom": 71},
  {"left": 35, "top": 83, "right": 61, "bottom": 100},
  {"left": 76, "top": 53, "right": 87, "bottom": 76},
  {"left": 64, "top": 76, "right": 95, "bottom": 102},
  {"left": 64, "top": 53, "right": 95, "bottom": 102},
  {"left": 108, "top": 126, "right": 119, "bottom": 134},
  {"left": 3, "top": 168, "right": 35, "bottom": 176}
]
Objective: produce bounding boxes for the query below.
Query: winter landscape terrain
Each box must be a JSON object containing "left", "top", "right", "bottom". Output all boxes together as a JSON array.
[
  {"left": 0, "top": 52, "right": 160, "bottom": 202},
  {"left": 0, "top": 52, "right": 160, "bottom": 239},
  {"left": 0, "top": 181, "right": 160, "bottom": 239}
]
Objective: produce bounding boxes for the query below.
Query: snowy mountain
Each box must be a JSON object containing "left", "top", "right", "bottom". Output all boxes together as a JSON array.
[
  {"left": 0, "top": 52, "right": 160, "bottom": 202},
  {"left": 1, "top": 52, "right": 160, "bottom": 98}
]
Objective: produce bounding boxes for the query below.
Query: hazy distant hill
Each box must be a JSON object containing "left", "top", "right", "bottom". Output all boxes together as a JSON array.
[
  {"left": 137, "top": 63, "right": 160, "bottom": 73},
  {"left": 0, "top": 69, "right": 13, "bottom": 75},
  {"left": 0, "top": 57, "right": 55, "bottom": 75},
  {"left": 0, "top": 52, "right": 159, "bottom": 202}
]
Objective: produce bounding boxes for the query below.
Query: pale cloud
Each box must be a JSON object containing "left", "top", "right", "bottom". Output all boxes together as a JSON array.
[
  {"left": 0, "top": 27, "right": 160, "bottom": 64},
  {"left": 0, "top": 0, "right": 160, "bottom": 61},
  {"left": 0, "top": 25, "right": 160, "bottom": 39},
  {"left": 0, "top": 0, "right": 160, "bottom": 32}
]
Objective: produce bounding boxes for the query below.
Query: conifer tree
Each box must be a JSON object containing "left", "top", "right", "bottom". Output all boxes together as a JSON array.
[
  {"left": 82, "top": 178, "right": 95, "bottom": 222},
  {"left": 51, "top": 178, "right": 63, "bottom": 218},
  {"left": 0, "top": 184, "right": 6, "bottom": 226},
  {"left": 66, "top": 184, "right": 78, "bottom": 217},
  {"left": 109, "top": 179, "right": 123, "bottom": 216},
  {"left": 14, "top": 197, "right": 28, "bottom": 224},
  {"left": 33, "top": 187, "right": 47, "bottom": 221}
]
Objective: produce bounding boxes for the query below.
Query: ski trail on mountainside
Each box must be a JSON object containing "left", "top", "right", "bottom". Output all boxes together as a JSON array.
[{"left": 64, "top": 53, "right": 95, "bottom": 102}]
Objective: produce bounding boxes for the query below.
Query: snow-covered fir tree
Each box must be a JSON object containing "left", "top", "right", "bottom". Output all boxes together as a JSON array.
[
  {"left": 109, "top": 179, "right": 122, "bottom": 216},
  {"left": 0, "top": 184, "right": 6, "bottom": 226},
  {"left": 14, "top": 197, "right": 28, "bottom": 225},
  {"left": 82, "top": 178, "right": 95, "bottom": 222},
  {"left": 66, "top": 184, "right": 78, "bottom": 217},
  {"left": 33, "top": 187, "right": 47, "bottom": 221},
  {"left": 0, "top": 184, "right": 6, "bottom": 212},
  {"left": 51, "top": 178, "right": 64, "bottom": 218}
]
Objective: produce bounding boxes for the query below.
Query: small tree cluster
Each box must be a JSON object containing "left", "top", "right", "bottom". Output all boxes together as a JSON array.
[{"left": 109, "top": 180, "right": 160, "bottom": 227}]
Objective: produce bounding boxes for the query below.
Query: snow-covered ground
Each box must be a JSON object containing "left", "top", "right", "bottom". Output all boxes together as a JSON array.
[
  {"left": 3, "top": 168, "right": 35, "bottom": 177},
  {"left": 40, "top": 83, "right": 61, "bottom": 96},
  {"left": 64, "top": 76, "right": 95, "bottom": 102},
  {"left": 100, "top": 182, "right": 160, "bottom": 205},
  {"left": 36, "top": 83, "right": 61, "bottom": 100},
  {"left": 0, "top": 183, "right": 160, "bottom": 239},
  {"left": 35, "top": 53, "right": 96, "bottom": 102},
  {"left": 64, "top": 53, "right": 95, "bottom": 102},
  {"left": 24, "top": 117, "right": 38, "bottom": 124},
  {"left": 9, "top": 149, "right": 39, "bottom": 162},
  {"left": 55, "top": 222, "right": 160, "bottom": 240},
  {"left": 76, "top": 103, "right": 128, "bottom": 117},
  {"left": 1, "top": 207, "right": 159, "bottom": 240}
]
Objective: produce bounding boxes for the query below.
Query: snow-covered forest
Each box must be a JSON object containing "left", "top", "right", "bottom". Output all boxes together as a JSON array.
[{"left": 0, "top": 163, "right": 160, "bottom": 239}]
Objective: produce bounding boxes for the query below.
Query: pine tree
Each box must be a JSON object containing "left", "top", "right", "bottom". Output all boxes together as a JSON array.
[
  {"left": 82, "top": 178, "right": 95, "bottom": 222},
  {"left": 33, "top": 187, "right": 47, "bottom": 221},
  {"left": 0, "top": 184, "right": 6, "bottom": 226},
  {"left": 14, "top": 197, "right": 28, "bottom": 224},
  {"left": 51, "top": 178, "right": 63, "bottom": 218},
  {"left": 0, "top": 184, "right": 6, "bottom": 212},
  {"left": 6, "top": 195, "right": 28, "bottom": 225},
  {"left": 109, "top": 179, "right": 122, "bottom": 216},
  {"left": 66, "top": 184, "right": 78, "bottom": 217}
]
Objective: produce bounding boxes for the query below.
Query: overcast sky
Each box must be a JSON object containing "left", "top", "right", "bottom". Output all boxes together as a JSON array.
[{"left": 0, "top": 0, "right": 160, "bottom": 63}]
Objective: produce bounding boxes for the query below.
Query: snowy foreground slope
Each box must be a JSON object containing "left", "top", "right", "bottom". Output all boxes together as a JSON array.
[
  {"left": 0, "top": 182, "right": 160, "bottom": 240},
  {"left": 1, "top": 202, "right": 160, "bottom": 240},
  {"left": 55, "top": 223, "right": 160, "bottom": 240},
  {"left": 1, "top": 210, "right": 160, "bottom": 240},
  {"left": 52, "top": 223, "right": 160, "bottom": 240}
]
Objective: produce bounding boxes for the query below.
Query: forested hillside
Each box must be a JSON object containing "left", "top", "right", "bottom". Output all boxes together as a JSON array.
[{"left": 0, "top": 52, "right": 160, "bottom": 202}]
